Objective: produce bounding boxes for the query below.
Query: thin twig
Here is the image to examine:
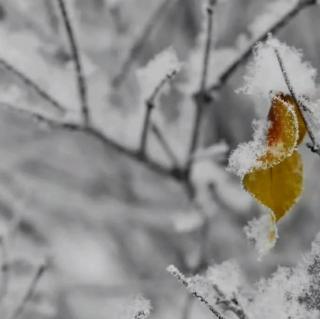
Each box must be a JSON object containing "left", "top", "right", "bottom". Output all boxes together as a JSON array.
[
  {"left": 187, "top": 0, "right": 215, "bottom": 169},
  {"left": 0, "top": 58, "right": 66, "bottom": 113},
  {"left": 151, "top": 122, "right": 180, "bottom": 168},
  {"left": 7, "top": 262, "right": 48, "bottom": 319},
  {"left": 167, "top": 265, "right": 226, "bottom": 319},
  {"left": 207, "top": 0, "right": 317, "bottom": 93},
  {"left": 140, "top": 70, "right": 178, "bottom": 156},
  {"left": 56, "top": 0, "right": 90, "bottom": 125},
  {"left": 140, "top": 100, "right": 153, "bottom": 157},
  {"left": 112, "top": 0, "right": 175, "bottom": 87},
  {"left": 273, "top": 47, "right": 320, "bottom": 154}
]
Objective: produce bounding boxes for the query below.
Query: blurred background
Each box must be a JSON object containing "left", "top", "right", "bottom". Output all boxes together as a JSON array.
[{"left": 0, "top": 0, "right": 319, "bottom": 318}]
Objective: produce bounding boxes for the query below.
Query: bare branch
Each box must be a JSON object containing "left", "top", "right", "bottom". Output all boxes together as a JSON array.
[
  {"left": 167, "top": 265, "right": 226, "bottom": 319},
  {"left": 56, "top": 0, "right": 90, "bottom": 125},
  {"left": 151, "top": 122, "right": 181, "bottom": 168},
  {"left": 0, "top": 58, "right": 66, "bottom": 113},
  {"left": 7, "top": 262, "right": 48, "bottom": 319},
  {"left": 188, "top": 0, "right": 216, "bottom": 169},
  {"left": 112, "top": 0, "right": 176, "bottom": 87},
  {"left": 273, "top": 47, "right": 320, "bottom": 154},
  {"left": 207, "top": 0, "right": 317, "bottom": 93}
]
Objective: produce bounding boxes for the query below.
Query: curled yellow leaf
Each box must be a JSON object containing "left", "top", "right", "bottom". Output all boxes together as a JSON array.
[{"left": 242, "top": 93, "right": 306, "bottom": 224}]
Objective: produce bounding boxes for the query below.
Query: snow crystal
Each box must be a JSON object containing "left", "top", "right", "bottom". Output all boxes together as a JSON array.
[
  {"left": 244, "top": 214, "right": 277, "bottom": 260},
  {"left": 206, "top": 260, "right": 244, "bottom": 299},
  {"left": 228, "top": 119, "right": 268, "bottom": 177},
  {"left": 238, "top": 37, "right": 317, "bottom": 103},
  {"left": 136, "top": 47, "right": 182, "bottom": 101}
]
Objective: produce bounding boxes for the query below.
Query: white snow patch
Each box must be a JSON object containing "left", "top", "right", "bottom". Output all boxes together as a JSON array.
[
  {"left": 244, "top": 214, "right": 278, "bottom": 260},
  {"left": 238, "top": 37, "right": 317, "bottom": 104}
]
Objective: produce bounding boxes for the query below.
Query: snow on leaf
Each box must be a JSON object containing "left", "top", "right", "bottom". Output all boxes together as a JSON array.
[
  {"left": 228, "top": 119, "right": 268, "bottom": 177},
  {"left": 238, "top": 37, "right": 317, "bottom": 104}
]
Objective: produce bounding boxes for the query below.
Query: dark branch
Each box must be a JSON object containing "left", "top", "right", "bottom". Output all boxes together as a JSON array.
[
  {"left": 56, "top": 0, "right": 90, "bottom": 125},
  {"left": 207, "top": 0, "right": 317, "bottom": 93},
  {"left": 0, "top": 102, "right": 185, "bottom": 181}
]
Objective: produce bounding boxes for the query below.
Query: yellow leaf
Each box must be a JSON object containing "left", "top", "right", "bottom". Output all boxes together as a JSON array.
[{"left": 243, "top": 151, "right": 303, "bottom": 222}]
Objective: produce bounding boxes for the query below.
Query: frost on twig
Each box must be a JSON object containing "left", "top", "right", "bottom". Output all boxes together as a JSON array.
[
  {"left": 167, "top": 265, "right": 226, "bottom": 319},
  {"left": 120, "top": 295, "right": 152, "bottom": 319},
  {"left": 167, "top": 262, "right": 248, "bottom": 319}
]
